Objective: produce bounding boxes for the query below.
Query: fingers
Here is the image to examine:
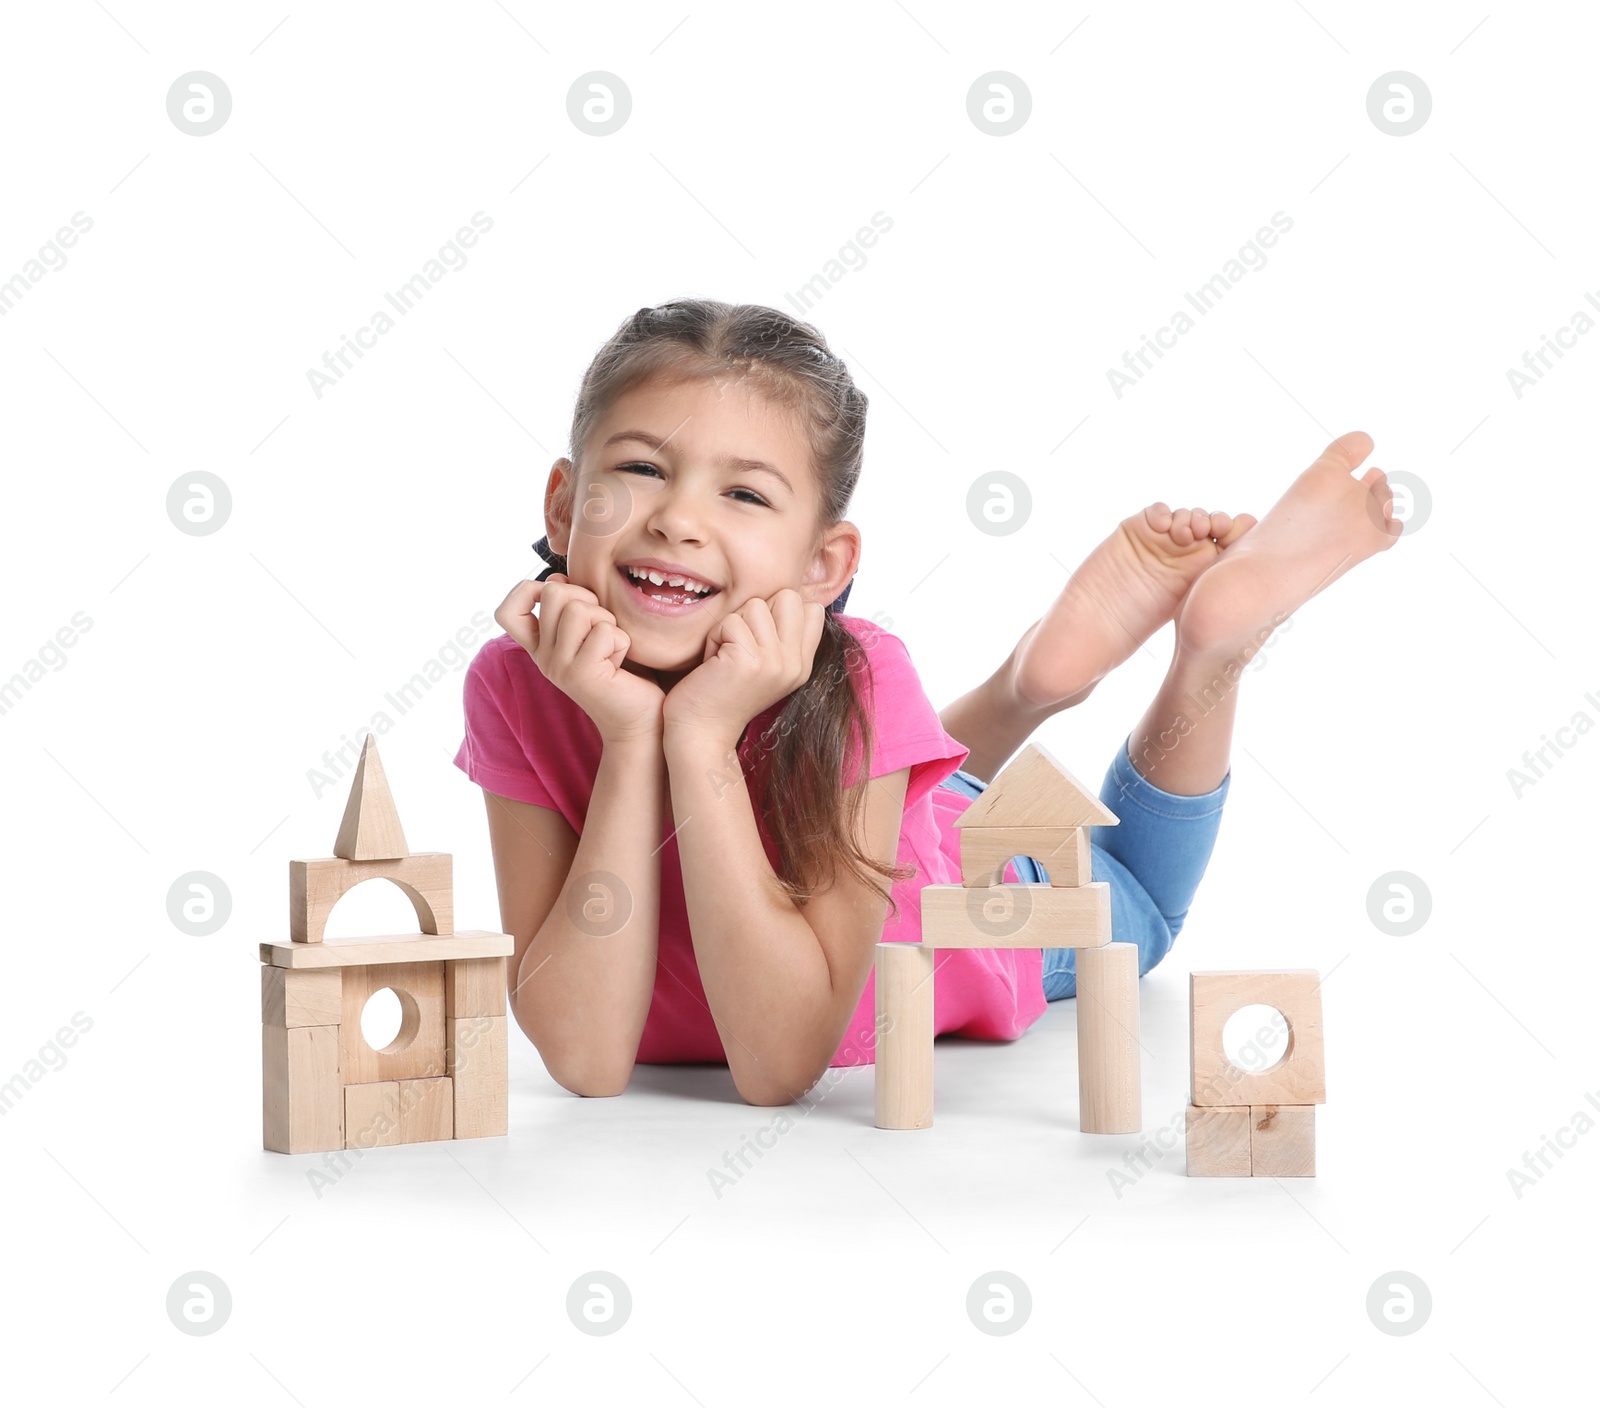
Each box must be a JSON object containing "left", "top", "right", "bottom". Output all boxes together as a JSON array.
[{"left": 494, "top": 578, "right": 546, "bottom": 657}]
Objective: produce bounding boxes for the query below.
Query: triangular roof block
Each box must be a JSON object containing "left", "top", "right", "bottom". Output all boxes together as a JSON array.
[
  {"left": 333, "top": 735, "right": 411, "bottom": 860},
  {"left": 953, "top": 741, "right": 1120, "bottom": 829}
]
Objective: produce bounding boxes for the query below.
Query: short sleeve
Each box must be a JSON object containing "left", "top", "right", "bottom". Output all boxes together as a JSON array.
[
  {"left": 453, "top": 639, "right": 560, "bottom": 809},
  {"left": 849, "top": 622, "right": 970, "bottom": 809}
]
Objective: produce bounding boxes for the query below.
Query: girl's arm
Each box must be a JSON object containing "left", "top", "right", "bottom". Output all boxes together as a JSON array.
[
  {"left": 665, "top": 725, "right": 910, "bottom": 1106},
  {"left": 482, "top": 729, "right": 666, "bottom": 1096}
]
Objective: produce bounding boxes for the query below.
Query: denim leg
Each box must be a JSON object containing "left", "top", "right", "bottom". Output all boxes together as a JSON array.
[{"left": 1038, "top": 734, "right": 1229, "bottom": 999}]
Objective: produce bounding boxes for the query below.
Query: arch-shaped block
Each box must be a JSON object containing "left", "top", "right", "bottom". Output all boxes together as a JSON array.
[
  {"left": 290, "top": 853, "right": 453, "bottom": 945},
  {"left": 959, "top": 826, "right": 1093, "bottom": 888}
]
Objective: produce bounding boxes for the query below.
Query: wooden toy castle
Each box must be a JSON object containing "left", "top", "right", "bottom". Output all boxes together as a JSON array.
[
  {"left": 873, "top": 742, "right": 1140, "bottom": 1134},
  {"left": 260, "top": 736, "right": 513, "bottom": 1154}
]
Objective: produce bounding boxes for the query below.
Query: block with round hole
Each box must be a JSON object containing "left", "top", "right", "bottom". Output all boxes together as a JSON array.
[
  {"left": 1189, "top": 970, "right": 1325, "bottom": 1108},
  {"left": 340, "top": 961, "right": 447, "bottom": 1085}
]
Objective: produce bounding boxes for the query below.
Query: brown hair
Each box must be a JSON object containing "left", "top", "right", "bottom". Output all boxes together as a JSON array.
[{"left": 549, "top": 299, "right": 916, "bottom": 919}]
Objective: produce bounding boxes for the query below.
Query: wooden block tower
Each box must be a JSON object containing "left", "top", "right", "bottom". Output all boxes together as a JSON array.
[
  {"left": 260, "top": 735, "right": 513, "bottom": 1154},
  {"left": 1185, "top": 969, "right": 1325, "bottom": 1176},
  {"left": 874, "top": 741, "right": 1135, "bottom": 1134}
]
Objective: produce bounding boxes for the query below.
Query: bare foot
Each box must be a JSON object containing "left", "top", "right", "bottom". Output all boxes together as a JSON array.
[
  {"left": 1011, "top": 501, "right": 1258, "bottom": 709},
  {"left": 1174, "top": 430, "right": 1400, "bottom": 661}
]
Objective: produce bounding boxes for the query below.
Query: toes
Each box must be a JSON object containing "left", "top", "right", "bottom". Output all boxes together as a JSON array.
[
  {"left": 1215, "top": 512, "right": 1257, "bottom": 548},
  {"left": 1207, "top": 509, "right": 1232, "bottom": 540},
  {"left": 1144, "top": 502, "right": 1174, "bottom": 532},
  {"left": 1167, "top": 508, "right": 1195, "bottom": 545},
  {"left": 1190, "top": 507, "right": 1212, "bottom": 540},
  {"left": 1320, "top": 430, "right": 1375, "bottom": 473}
]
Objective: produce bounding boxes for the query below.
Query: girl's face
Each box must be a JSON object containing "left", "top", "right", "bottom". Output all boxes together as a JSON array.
[{"left": 543, "top": 372, "right": 860, "bottom": 688}]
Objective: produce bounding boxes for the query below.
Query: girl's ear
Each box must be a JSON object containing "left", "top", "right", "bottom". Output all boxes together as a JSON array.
[
  {"left": 806, "top": 521, "right": 862, "bottom": 607},
  {"left": 544, "top": 457, "right": 576, "bottom": 557}
]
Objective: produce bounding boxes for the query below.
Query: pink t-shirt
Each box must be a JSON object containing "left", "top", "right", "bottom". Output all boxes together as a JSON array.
[{"left": 452, "top": 615, "right": 1047, "bottom": 1068}]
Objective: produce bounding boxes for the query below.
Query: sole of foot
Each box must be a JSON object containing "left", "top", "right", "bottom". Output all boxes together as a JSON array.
[
  {"left": 1012, "top": 500, "right": 1259, "bottom": 710},
  {"left": 1174, "top": 430, "right": 1400, "bottom": 661}
]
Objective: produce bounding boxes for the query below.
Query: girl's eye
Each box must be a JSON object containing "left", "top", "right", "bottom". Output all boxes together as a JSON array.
[{"left": 615, "top": 462, "right": 768, "bottom": 508}]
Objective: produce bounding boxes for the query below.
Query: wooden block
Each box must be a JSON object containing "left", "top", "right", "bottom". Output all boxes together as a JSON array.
[
  {"left": 261, "top": 929, "right": 513, "bottom": 970},
  {"left": 449, "top": 1015, "right": 508, "bottom": 1138},
  {"left": 399, "top": 1076, "right": 455, "bottom": 1143},
  {"left": 333, "top": 734, "right": 410, "bottom": 860},
  {"left": 344, "top": 1081, "right": 401, "bottom": 1149},
  {"left": 1076, "top": 943, "right": 1141, "bottom": 1134},
  {"left": 1190, "top": 970, "right": 1325, "bottom": 1108},
  {"left": 874, "top": 941, "right": 934, "bottom": 1130},
  {"left": 920, "top": 882, "right": 1110, "bottom": 949},
  {"left": 288, "top": 852, "right": 453, "bottom": 944},
  {"left": 952, "top": 741, "right": 1120, "bottom": 830},
  {"left": 1185, "top": 1104, "right": 1251, "bottom": 1177},
  {"left": 261, "top": 966, "right": 342, "bottom": 1028},
  {"left": 263, "top": 1023, "right": 343, "bottom": 1154},
  {"left": 446, "top": 956, "right": 506, "bottom": 1017},
  {"left": 341, "top": 962, "right": 447, "bottom": 1085},
  {"left": 1251, "top": 1104, "right": 1316, "bottom": 1177},
  {"left": 959, "top": 826, "right": 1092, "bottom": 888}
]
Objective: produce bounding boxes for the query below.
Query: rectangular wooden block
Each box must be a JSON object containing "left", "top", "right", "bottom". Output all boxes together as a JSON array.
[
  {"left": 874, "top": 941, "right": 934, "bottom": 1130},
  {"left": 263, "top": 1023, "right": 343, "bottom": 1154},
  {"left": 345, "top": 1081, "right": 402, "bottom": 1149},
  {"left": 445, "top": 956, "right": 506, "bottom": 1018},
  {"left": 1186, "top": 1104, "right": 1251, "bottom": 1177},
  {"left": 341, "top": 962, "right": 447, "bottom": 1085},
  {"left": 260, "top": 929, "right": 514, "bottom": 970},
  {"left": 448, "top": 1015, "right": 507, "bottom": 1138},
  {"left": 261, "top": 966, "right": 342, "bottom": 1028},
  {"left": 920, "top": 882, "right": 1110, "bottom": 949},
  {"left": 399, "top": 1076, "right": 455, "bottom": 1143},
  {"left": 1190, "top": 969, "right": 1326, "bottom": 1108},
  {"left": 960, "top": 826, "right": 1092, "bottom": 888},
  {"left": 1250, "top": 1104, "right": 1316, "bottom": 1177}
]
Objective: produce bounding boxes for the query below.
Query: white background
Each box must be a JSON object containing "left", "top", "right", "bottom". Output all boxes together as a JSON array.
[{"left": 1, "top": 1, "right": 1592, "bottom": 1403}]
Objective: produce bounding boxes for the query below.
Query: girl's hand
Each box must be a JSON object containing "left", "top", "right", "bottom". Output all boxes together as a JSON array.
[
  {"left": 494, "top": 574, "right": 666, "bottom": 743},
  {"left": 662, "top": 588, "right": 826, "bottom": 746}
]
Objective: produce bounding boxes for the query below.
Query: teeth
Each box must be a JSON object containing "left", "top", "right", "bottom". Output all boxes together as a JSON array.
[{"left": 625, "top": 565, "right": 714, "bottom": 595}]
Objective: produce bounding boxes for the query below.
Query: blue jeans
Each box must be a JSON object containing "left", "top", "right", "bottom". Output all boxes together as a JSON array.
[{"left": 936, "top": 735, "right": 1230, "bottom": 999}]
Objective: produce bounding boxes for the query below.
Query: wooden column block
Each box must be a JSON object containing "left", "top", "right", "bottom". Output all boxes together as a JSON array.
[
  {"left": 448, "top": 1015, "right": 508, "bottom": 1138},
  {"left": 445, "top": 956, "right": 506, "bottom": 1018},
  {"left": 920, "top": 882, "right": 1111, "bottom": 949},
  {"left": 289, "top": 852, "right": 453, "bottom": 944},
  {"left": 340, "top": 961, "right": 446, "bottom": 1085},
  {"left": 263, "top": 1024, "right": 343, "bottom": 1154},
  {"left": 399, "top": 1076, "right": 455, "bottom": 1143},
  {"left": 873, "top": 941, "right": 934, "bottom": 1130},
  {"left": 1076, "top": 942, "right": 1141, "bottom": 1134},
  {"left": 1186, "top": 1104, "right": 1251, "bottom": 1176},
  {"left": 345, "top": 1081, "right": 401, "bottom": 1149},
  {"left": 1251, "top": 1105, "right": 1316, "bottom": 1177},
  {"left": 1190, "top": 970, "right": 1325, "bottom": 1108},
  {"left": 960, "top": 826, "right": 1093, "bottom": 888},
  {"left": 261, "top": 966, "right": 342, "bottom": 1028}
]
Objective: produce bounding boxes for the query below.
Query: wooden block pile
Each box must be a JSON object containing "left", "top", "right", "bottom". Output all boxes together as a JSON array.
[
  {"left": 1185, "top": 969, "right": 1325, "bottom": 1177},
  {"left": 261, "top": 735, "right": 513, "bottom": 1154},
  {"left": 874, "top": 742, "right": 1139, "bottom": 1134}
]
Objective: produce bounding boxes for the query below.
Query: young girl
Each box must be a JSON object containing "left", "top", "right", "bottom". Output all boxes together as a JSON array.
[{"left": 453, "top": 299, "right": 1400, "bottom": 1107}]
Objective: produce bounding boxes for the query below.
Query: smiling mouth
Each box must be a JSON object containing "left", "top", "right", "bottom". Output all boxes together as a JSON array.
[{"left": 616, "top": 565, "right": 721, "bottom": 611}]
